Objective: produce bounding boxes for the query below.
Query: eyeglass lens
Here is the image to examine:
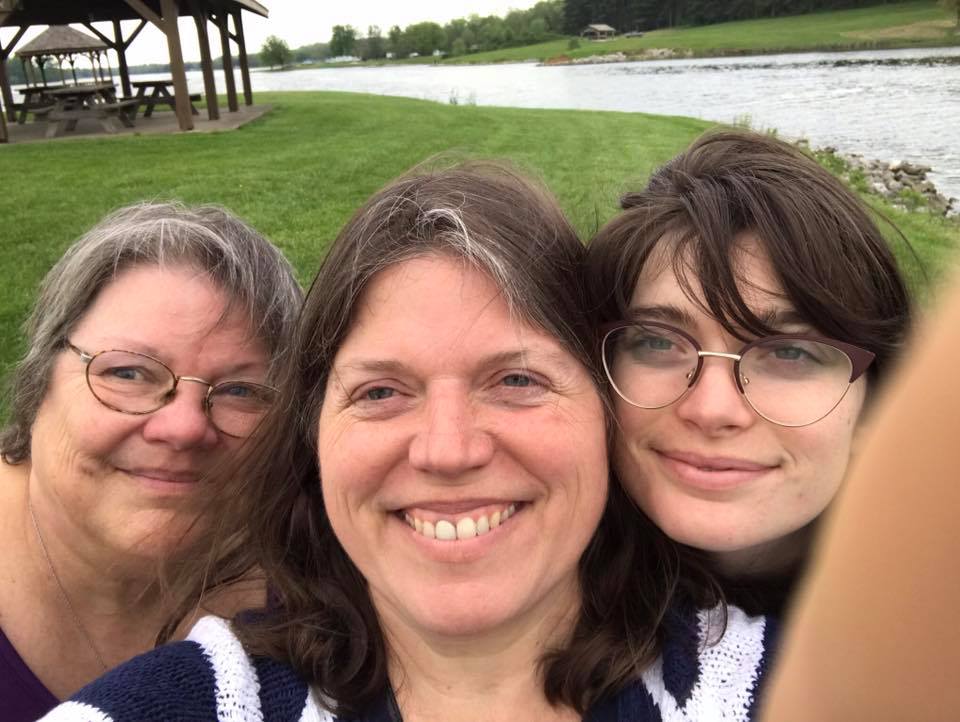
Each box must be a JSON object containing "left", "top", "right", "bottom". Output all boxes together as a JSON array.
[
  {"left": 85, "top": 350, "right": 275, "bottom": 437},
  {"left": 603, "top": 325, "right": 855, "bottom": 427}
]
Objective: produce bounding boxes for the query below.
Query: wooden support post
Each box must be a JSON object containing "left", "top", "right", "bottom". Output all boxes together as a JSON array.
[
  {"left": 112, "top": 19, "right": 132, "bottom": 97},
  {"left": 0, "top": 95, "right": 7, "bottom": 143},
  {"left": 0, "top": 26, "right": 27, "bottom": 122},
  {"left": 193, "top": 10, "right": 219, "bottom": 120},
  {"left": 0, "top": 57, "right": 13, "bottom": 121},
  {"left": 159, "top": 0, "right": 193, "bottom": 131},
  {"left": 232, "top": 9, "right": 252, "bottom": 106},
  {"left": 215, "top": 12, "right": 238, "bottom": 112}
]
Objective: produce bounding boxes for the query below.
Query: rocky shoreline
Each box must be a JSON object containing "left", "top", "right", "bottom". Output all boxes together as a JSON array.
[{"left": 813, "top": 145, "right": 957, "bottom": 217}]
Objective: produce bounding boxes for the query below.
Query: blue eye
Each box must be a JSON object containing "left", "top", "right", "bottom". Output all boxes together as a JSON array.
[
  {"left": 365, "top": 387, "right": 395, "bottom": 401},
  {"left": 502, "top": 374, "right": 533, "bottom": 387},
  {"left": 772, "top": 346, "right": 818, "bottom": 363},
  {"left": 101, "top": 365, "right": 151, "bottom": 382},
  {"left": 219, "top": 384, "right": 251, "bottom": 397}
]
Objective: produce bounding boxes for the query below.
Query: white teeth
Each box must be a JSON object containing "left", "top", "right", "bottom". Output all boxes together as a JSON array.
[
  {"left": 402, "top": 504, "right": 518, "bottom": 542},
  {"left": 456, "top": 517, "right": 477, "bottom": 540},
  {"left": 435, "top": 519, "right": 457, "bottom": 540}
]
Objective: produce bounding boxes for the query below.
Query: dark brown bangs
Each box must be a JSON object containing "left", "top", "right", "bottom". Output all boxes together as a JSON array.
[{"left": 586, "top": 130, "right": 913, "bottom": 387}]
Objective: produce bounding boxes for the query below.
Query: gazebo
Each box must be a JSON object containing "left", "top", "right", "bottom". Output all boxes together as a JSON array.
[
  {"left": 15, "top": 25, "right": 112, "bottom": 86},
  {"left": 581, "top": 24, "right": 617, "bottom": 40},
  {"left": 0, "top": 0, "right": 268, "bottom": 141}
]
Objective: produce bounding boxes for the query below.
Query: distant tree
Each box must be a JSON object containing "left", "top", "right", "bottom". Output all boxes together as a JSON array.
[
  {"left": 387, "top": 24, "right": 408, "bottom": 57},
  {"left": 529, "top": 17, "right": 548, "bottom": 41},
  {"left": 366, "top": 25, "right": 386, "bottom": 59},
  {"left": 404, "top": 21, "right": 447, "bottom": 56},
  {"left": 451, "top": 38, "right": 468, "bottom": 56},
  {"left": 260, "top": 35, "right": 292, "bottom": 69},
  {"left": 292, "top": 42, "right": 329, "bottom": 63},
  {"left": 330, "top": 24, "right": 357, "bottom": 57}
]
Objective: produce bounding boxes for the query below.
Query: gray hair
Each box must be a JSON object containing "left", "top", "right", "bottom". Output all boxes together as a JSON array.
[{"left": 1, "top": 201, "right": 303, "bottom": 464}]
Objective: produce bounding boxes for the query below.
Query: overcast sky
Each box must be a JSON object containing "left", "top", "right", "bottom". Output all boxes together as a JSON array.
[{"left": 3, "top": 1, "right": 542, "bottom": 67}]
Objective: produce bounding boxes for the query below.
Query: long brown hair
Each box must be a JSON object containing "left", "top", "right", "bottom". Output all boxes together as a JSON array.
[
  {"left": 585, "top": 130, "right": 913, "bottom": 611},
  {"left": 165, "top": 161, "right": 675, "bottom": 715}
]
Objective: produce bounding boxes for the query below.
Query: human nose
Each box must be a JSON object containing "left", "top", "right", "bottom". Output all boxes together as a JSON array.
[
  {"left": 141, "top": 380, "right": 219, "bottom": 449},
  {"left": 674, "top": 355, "right": 757, "bottom": 434},
  {"left": 408, "top": 385, "right": 494, "bottom": 477}
]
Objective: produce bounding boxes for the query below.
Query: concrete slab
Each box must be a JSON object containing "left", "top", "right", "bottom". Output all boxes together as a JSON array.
[{"left": 1, "top": 104, "right": 272, "bottom": 144}]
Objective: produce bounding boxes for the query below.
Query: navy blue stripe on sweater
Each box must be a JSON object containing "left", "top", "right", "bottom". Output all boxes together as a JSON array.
[
  {"left": 252, "top": 654, "right": 311, "bottom": 722},
  {"left": 71, "top": 640, "right": 218, "bottom": 721}
]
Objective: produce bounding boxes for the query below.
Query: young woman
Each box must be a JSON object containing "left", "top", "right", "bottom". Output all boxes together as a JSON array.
[{"left": 586, "top": 130, "right": 913, "bottom": 617}]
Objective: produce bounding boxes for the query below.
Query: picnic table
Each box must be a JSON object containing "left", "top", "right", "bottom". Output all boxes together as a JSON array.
[
  {"left": 129, "top": 79, "right": 200, "bottom": 119},
  {"left": 14, "top": 84, "right": 66, "bottom": 124},
  {"left": 44, "top": 83, "right": 136, "bottom": 138}
]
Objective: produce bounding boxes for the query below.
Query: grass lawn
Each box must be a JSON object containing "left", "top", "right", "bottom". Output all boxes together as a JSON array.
[
  {"left": 447, "top": 1, "right": 957, "bottom": 64},
  {"left": 1, "top": 91, "right": 957, "bottom": 384}
]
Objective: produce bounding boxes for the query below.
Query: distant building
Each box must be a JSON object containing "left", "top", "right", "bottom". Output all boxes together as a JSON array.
[{"left": 581, "top": 24, "right": 616, "bottom": 40}]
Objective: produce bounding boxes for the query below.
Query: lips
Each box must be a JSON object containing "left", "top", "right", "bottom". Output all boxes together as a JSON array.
[
  {"left": 122, "top": 468, "right": 201, "bottom": 484},
  {"left": 655, "top": 450, "right": 778, "bottom": 491}
]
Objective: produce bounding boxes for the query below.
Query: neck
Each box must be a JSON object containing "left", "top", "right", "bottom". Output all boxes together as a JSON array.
[
  {"left": 709, "top": 524, "right": 813, "bottom": 580},
  {"left": 0, "top": 461, "right": 174, "bottom": 695},
  {"left": 379, "top": 588, "right": 581, "bottom": 722}
]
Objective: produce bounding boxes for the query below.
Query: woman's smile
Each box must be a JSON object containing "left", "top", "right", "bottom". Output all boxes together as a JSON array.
[{"left": 653, "top": 449, "right": 780, "bottom": 493}]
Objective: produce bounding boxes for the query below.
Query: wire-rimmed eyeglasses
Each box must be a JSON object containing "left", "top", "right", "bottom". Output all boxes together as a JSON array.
[
  {"left": 65, "top": 341, "right": 277, "bottom": 438},
  {"left": 601, "top": 321, "right": 875, "bottom": 427}
]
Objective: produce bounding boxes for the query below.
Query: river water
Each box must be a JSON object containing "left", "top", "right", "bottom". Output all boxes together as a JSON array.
[{"left": 138, "top": 46, "right": 960, "bottom": 199}]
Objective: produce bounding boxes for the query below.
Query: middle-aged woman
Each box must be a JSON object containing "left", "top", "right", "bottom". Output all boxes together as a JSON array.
[
  {"left": 41, "top": 163, "right": 773, "bottom": 722},
  {"left": 586, "top": 130, "right": 913, "bottom": 618},
  {"left": 0, "top": 203, "right": 303, "bottom": 722}
]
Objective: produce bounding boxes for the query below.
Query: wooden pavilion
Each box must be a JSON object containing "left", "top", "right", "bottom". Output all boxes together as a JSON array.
[{"left": 0, "top": 0, "right": 268, "bottom": 143}]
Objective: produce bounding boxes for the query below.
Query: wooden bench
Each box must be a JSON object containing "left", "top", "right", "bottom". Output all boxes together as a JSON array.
[
  {"left": 11, "top": 101, "right": 55, "bottom": 124},
  {"left": 127, "top": 92, "right": 202, "bottom": 118},
  {"left": 46, "top": 99, "right": 138, "bottom": 138}
]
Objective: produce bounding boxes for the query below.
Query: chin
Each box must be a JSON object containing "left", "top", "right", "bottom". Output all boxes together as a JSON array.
[{"left": 120, "top": 512, "right": 208, "bottom": 561}]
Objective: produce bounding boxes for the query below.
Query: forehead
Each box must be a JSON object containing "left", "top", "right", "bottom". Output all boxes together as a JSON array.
[
  {"left": 631, "top": 233, "right": 789, "bottom": 316},
  {"left": 336, "top": 255, "right": 572, "bottom": 367},
  {"left": 75, "top": 263, "right": 257, "bottom": 349}
]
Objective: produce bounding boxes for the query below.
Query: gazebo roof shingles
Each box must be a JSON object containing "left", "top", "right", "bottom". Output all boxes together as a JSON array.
[{"left": 16, "top": 25, "right": 107, "bottom": 57}]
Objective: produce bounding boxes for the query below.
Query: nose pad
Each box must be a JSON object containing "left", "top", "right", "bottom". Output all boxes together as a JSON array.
[
  {"left": 142, "top": 382, "right": 218, "bottom": 449},
  {"left": 675, "top": 358, "right": 755, "bottom": 431}
]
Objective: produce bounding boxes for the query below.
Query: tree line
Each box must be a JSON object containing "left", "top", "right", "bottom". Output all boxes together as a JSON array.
[
  {"left": 564, "top": 0, "right": 910, "bottom": 33},
  {"left": 325, "top": 0, "right": 564, "bottom": 60}
]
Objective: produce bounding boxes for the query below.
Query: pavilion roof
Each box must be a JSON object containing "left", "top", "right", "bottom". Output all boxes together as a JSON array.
[
  {"left": 1, "top": 0, "right": 268, "bottom": 27},
  {"left": 15, "top": 25, "right": 106, "bottom": 57}
]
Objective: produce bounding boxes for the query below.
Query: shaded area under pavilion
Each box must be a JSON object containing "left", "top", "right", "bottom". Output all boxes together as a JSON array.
[{"left": 0, "top": 0, "right": 268, "bottom": 142}]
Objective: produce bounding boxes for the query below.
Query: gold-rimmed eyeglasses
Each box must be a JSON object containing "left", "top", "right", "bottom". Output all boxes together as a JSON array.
[
  {"left": 601, "top": 321, "right": 875, "bottom": 427},
  {"left": 65, "top": 341, "right": 277, "bottom": 438}
]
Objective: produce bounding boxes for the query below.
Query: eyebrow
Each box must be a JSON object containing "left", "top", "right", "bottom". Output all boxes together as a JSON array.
[
  {"left": 627, "top": 305, "right": 699, "bottom": 327},
  {"left": 755, "top": 308, "right": 809, "bottom": 329},
  {"left": 628, "top": 304, "right": 810, "bottom": 333},
  {"left": 337, "top": 348, "right": 576, "bottom": 375}
]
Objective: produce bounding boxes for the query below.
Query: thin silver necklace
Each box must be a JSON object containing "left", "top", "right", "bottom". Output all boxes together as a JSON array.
[{"left": 28, "top": 498, "right": 109, "bottom": 673}]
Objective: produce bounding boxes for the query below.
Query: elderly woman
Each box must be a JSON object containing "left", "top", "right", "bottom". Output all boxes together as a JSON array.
[
  {"left": 40, "top": 163, "right": 772, "bottom": 722},
  {"left": 586, "top": 130, "right": 912, "bottom": 619},
  {"left": 0, "top": 203, "right": 302, "bottom": 721}
]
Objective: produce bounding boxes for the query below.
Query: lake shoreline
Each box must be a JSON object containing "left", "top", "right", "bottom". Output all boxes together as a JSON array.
[{"left": 282, "top": 37, "right": 960, "bottom": 72}]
